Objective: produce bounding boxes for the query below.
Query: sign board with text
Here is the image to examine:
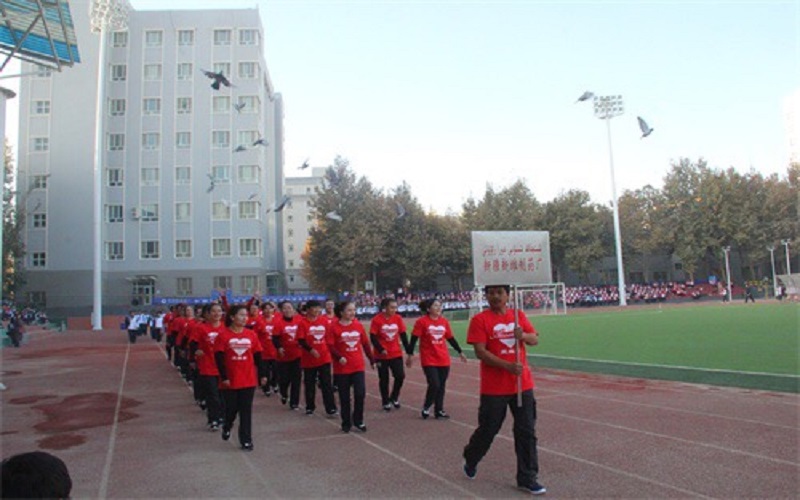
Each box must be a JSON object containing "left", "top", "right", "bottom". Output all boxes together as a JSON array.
[{"left": 471, "top": 231, "right": 552, "bottom": 286}]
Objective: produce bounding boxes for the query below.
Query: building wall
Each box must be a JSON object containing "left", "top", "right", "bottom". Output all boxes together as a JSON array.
[
  {"left": 17, "top": 7, "right": 284, "bottom": 315},
  {"left": 283, "top": 167, "right": 325, "bottom": 292}
]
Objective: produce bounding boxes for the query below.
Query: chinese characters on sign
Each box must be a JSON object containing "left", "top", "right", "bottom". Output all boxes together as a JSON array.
[{"left": 472, "top": 231, "right": 552, "bottom": 286}]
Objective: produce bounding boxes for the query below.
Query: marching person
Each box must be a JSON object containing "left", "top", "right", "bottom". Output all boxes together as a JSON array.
[
  {"left": 258, "top": 301, "right": 279, "bottom": 396},
  {"left": 214, "top": 304, "right": 265, "bottom": 451},
  {"left": 327, "top": 301, "right": 374, "bottom": 433},
  {"left": 462, "top": 285, "right": 546, "bottom": 495},
  {"left": 297, "top": 300, "right": 337, "bottom": 416},
  {"left": 273, "top": 300, "right": 304, "bottom": 410},
  {"left": 369, "top": 298, "right": 409, "bottom": 411},
  {"left": 191, "top": 303, "right": 225, "bottom": 430},
  {"left": 407, "top": 298, "right": 467, "bottom": 420}
]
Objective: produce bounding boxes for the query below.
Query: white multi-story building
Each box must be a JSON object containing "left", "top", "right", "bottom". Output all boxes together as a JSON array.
[
  {"left": 283, "top": 167, "right": 325, "bottom": 292},
  {"left": 16, "top": 6, "right": 285, "bottom": 315}
]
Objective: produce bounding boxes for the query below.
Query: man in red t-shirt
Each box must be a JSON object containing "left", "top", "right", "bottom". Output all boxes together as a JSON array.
[{"left": 462, "top": 285, "right": 546, "bottom": 496}]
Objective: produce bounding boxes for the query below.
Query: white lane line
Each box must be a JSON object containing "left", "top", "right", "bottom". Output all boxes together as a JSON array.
[
  {"left": 98, "top": 341, "right": 131, "bottom": 499},
  {"left": 239, "top": 450, "right": 282, "bottom": 499},
  {"left": 277, "top": 433, "right": 351, "bottom": 445}
]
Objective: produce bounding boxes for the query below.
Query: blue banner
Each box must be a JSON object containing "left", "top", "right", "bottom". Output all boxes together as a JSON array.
[{"left": 152, "top": 293, "right": 328, "bottom": 306}]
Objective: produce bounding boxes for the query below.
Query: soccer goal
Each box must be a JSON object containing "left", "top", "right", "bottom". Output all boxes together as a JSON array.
[{"left": 469, "top": 283, "right": 567, "bottom": 319}]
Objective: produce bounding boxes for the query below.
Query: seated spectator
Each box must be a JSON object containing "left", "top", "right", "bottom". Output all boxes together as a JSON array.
[{"left": 1, "top": 451, "right": 72, "bottom": 499}]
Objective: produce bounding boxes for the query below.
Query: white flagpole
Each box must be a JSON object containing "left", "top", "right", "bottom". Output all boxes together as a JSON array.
[{"left": 514, "top": 285, "right": 522, "bottom": 407}]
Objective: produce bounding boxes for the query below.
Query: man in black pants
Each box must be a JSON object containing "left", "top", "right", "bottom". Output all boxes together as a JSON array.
[{"left": 462, "top": 285, "right": 546, "bottom": 495}]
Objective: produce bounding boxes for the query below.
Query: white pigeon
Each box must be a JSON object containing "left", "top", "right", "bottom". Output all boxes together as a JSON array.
[
  {"left": 325, "top": 211, "right": 342, "bottom": 222},
  {"left": 637, "top": 116, "right": 654, "bottom": 138}
]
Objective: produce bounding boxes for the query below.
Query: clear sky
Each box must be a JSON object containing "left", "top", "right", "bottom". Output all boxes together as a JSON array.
[{"left": 5, "top": 1, "right": 799, "bottom": 214}]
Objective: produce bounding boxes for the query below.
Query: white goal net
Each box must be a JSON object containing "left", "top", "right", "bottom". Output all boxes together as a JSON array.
[{"left": 469, "top": 283, "right": 567, "bottom": 319}]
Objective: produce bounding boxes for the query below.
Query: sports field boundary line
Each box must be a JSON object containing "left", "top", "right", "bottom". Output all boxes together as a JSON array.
[{"left": 97, "top": 341, "right": 131, "bottom": 499}]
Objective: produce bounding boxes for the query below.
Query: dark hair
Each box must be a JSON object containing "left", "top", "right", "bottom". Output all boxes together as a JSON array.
[
  {"left": 334, "top": 301, "right": 353, "bottom": 319},
  {"left": 1, "top": 451, "right": 72, "bottom": 499},
  {"left": 225, "top": 304, "right": 248, "bottom": 327},
  {"left": 484, "top": 285, "right": 511, "bottom": 295},
  {"left": 277, "top": 300, "right": 294, "bottom": 310},
  {"left": 305, "top": 300, "right": 322, "bottom": 309},
  {"left": 380, "top": 297, "right": 397, "bottom": 310},
  {"left": 261, "top": 301, "right": 276, "bottom": 310},
  {"left": 200, "top": 303, "right": 212, "bottom": 317},
  {"left": 419, "top": 298, "right": 440, "bottom": 314}
]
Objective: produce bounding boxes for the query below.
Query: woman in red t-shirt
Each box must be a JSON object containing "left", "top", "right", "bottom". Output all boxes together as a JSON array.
[
  {"left": 214, "top": 304, "right": 265, "bottom": 451},
  {"left": 327, "top": 301, "right": 374, "bottom": 433},
  {"left": 191, "top": 303, "right": 225, "bottom": 430},
  {"left": 369, "top": 298, "right": 409, "bottom": 411},
  {"left": 297, "top": 300, "right": 337, "bottom": 416},
  {"left": 408, "top": 298, "right": 467, "bottom": 419},
  {"left": 258, "top": 301, "right": 279, "bottom": 396},
  {"left": 273, "top": 300, "right": 304, "bottom": 410}
]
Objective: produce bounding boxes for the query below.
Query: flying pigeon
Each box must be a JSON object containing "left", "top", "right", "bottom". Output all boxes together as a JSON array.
[
  {"left": 233, "top": 102, "right": 246, "bottom": 113},
  {"left": 206, "top": 173, "right": 216, "bottom": 193},
  {"left": 298, "top": 158, "right": 310, "bottom": 170},
  {"left": 325, "top": 211, "right": 342, "bottom": 222},
  {"left": 247, "top": 193, "right": 258, "bottom": 201},
  {"left": 637, "top": 116, "right": 654, "bottom": 138},
  {"left": 252, "top": 135, "right": 268, "bottom": 147},
  {"left": 575, "top": 91, "right": 594, "bottom": 103},
  {"left": 234, "top": 145, "right": 247, "bottom": 153},
  {"left": 395, "top": 202, "right": 406, "bottom": 219},
  {"left": 200, "top": 69, "right": 233, "bottom": 90},
  {"left": 269, "top": 195, "right": 291, "bottom": 213}
]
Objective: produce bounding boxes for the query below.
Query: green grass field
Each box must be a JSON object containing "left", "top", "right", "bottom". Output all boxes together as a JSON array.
[{"left": 446, "top": 302, "right": 799, "bottom": 393}]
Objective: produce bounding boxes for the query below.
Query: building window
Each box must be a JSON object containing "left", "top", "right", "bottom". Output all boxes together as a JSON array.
[
  {"left": 144, "top": 30, "right": 163, "bottom": 47},
  {"left": 108, "top": 133, "right": 125, "bottom": 151},
  {"left": 175, "top": 239, "right": 192, "bottom": 258},
  {"left": 287, "top": 229, "right": 294, "bottom": 237},
  {"left": 106, "top": 168, "right": 123, "bottom": 187},
  {"left": 175, "top": 166, "right": 191, "bottom": 184},
  {"left": 143, "top": 98, "right": 161, "bottom": 115},
  {"left": 238, "top": 62, "right": 258, "bottom": 79},
  {"left": 141, "top": 167, "right": 160, "bottom": 186},
  {"left": 142, "top": 132, "right": 160, "bottom": 150},
  {"left": 212, "top": 62, "right": 231, "bottom": 77},
  {"left": 288, "top": 259, "right": 294, "bottom": 268},
  {"left": 239, "top": 238, "right": 261, "bottom": 257},
  {"left": 140, "top": 203, "right": 159, "bottom": 222},
  {"left": 213, "top": 276, "right": 232, "bottom": 290},
  {"left": 287, "top": 215, "right": 293, "bottom": 222},
  {"left": 177, "top": 62, "right": 192, "bottom": 80},
  {"left": 111, "top": 64, "right": 126, "bottom": 81},
  {"left": 176, "top": 97, "right": 192, "bottom": 114},
  {"left": 175, "top": 132, "right": 191, "bottom": 149},
  {"left": 31, "top": 252, "right": 46, "bottom": 268},
  {"left": 212, "top": 202, "right": 231, "bottom": 220},
  {"left": 213, "top": 29, "right": 232, "bottom": 46},
  {"left": 109, "top": 98, "right": 126, "bottom": 116},
  {"left": 34, "top": 66, "right": 51, "bottom": 78},
  {"left": 31, "top": 175, "right": 48, "bottom": 190},
  {"left": 674, "top": 262, "right": 683, "bottom": 271},
  {"left": 212, "top": 96, "right": 231, "bottom": 113},
  {"left": 177, "top": 29, "right": 194, "bottom": 46},
  {"left": 238, "top": 164, "right": 259, "bottom": 183},
  {"left": 237, "top": 95, "right": 260, "bottom": 113},
  {"left": 112, "top": 31, "right": 128, "bottom": 47},
  {"left": 176, "top": 277, "right": 193, "bottom": 296},
  {"left": 211, "top": 165, "right": 230, "bottom": 183},
  {"left": 31, "top": 137, "right": 49, "bottom": 152},
  {"left": 237, "top": 130, "right": 258, "bottom": 147},
  {"left": 175, "top": 202, "right": 191, "bottom": 222},
  {"left": 211, "top": 130, "right": 230, "bottom": 148},
  {"left": 239, "top": 29, "right": 259, "bottom": 46},
  {"left": 238, "top": 200, "right": 258, "bottom": 220},
  {"left": 212, "top": 238, "right": 231, "bottom": 257},
  {"left": 32, "top": 213, "right": 46, "bottom": 228},
  {"left": 143, "top": 63, "right": 162, "bottom": 81},
  {"left": 141, "top": 240, "right": 160, "bottom": 259},
  {"left": 241, "top": 275, "right": 259, "bottom": 294},
  {"left": 31, "top": 100, "right": 50, "bottom": 115},
  {"left": 288, "top": 244, "right": 294, "bottom": 252},
  {"left": 105, "top": 204, "right": 123, "bottom": 223},
  {"left": 104, "top": 241, "right": 124, "bottom": 260}
]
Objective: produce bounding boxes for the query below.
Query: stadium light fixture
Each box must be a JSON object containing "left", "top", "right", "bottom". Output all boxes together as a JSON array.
[
  {"left": 781, "top": 239, "right": 792, "bottom": 275},
  {"left": 722, "top": 246, "right": 732, "bottom": 302},
  {"left": 90, "top": 0, "right": 130, "bottom": 330},
  {"left": 767, "top": 246, "right": 777, "bottom": 297},
  {"left": 583, "top": 93, "right": 627, "bottom": 306}
]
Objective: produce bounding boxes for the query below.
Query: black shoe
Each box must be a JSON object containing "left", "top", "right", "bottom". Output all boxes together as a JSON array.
[
  {"left": 281, "top": 396, "right": 288, "bottom": 405},
  {"left": 341, "top": 423, "right": 351, "bottom": 433},
  {"left": 241, "top": 442, "right": 254, "bottom": 451},
  {"left": 208, "top": 422, "right": 219, "bottom": 432},
  {"left": 463, "top": 462, "right": 477, "bottom": 480},
  {"left": 305, "top": 408, "right": 315, "bottom": 416},
  {"left": 382, "top": 403, "right": 392, "bottom": 412},
  {"left": 326, "top": 409, "right": 339, "bottom": 418},
  {"left": 221, "top": 428, "right": 231, "bottom": 441},
  {"left": 518, "top": 482, "right": 547, "bottom": 495},
  {"left": 263, "top": 388, "right": 271, "bottom": 397},
  {"left": 354, "top": 423, "right": 367, "bottom": 432},
  {"left": 290, "top": 405, "right": 300, "bottom": 411},
  {"left": 435, "top": 410, "right": 450, "bottom": 420},
  {"left": 421, "top": 407, "right": 430, "bottom": 419},
  {"left": 391, "top": 400, "right": 401, "bottom": 409}
]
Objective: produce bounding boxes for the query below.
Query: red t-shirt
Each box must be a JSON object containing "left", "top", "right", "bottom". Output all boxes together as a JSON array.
[
  {"left": 412, "top": 315, "right": 455, "bottom": 367},
  {"left": 274, "top": 315, "right": 303, "bottom": 362},
  {"left": 170, "top": 316, "right": 187, "bottom": 337},
  {"left": 214, "top": 327, "right": 262, "bottom": 389},
  {"left": 467, "top": 308, "right": 536, "bottom": 395},
  {"left": 369, "top": 313, "right": 406, "bottom": 360},
  {"left": 163, "top": 312, "right": 174, "bottom": 334},
  {"left": 257, "top": 316, "right": 278, "bottom": 360},
  {"left": 327, "top": 319, "right": 371, "bottom": 375},
  {"left": 176, "top": 318, "right": 196, "bottom": 347},
  {"left": 298, "top": 316, "right": 333, "bottom": 368},
  {"left": 195, "top": 322, "right": 223, "bottom": 376}
]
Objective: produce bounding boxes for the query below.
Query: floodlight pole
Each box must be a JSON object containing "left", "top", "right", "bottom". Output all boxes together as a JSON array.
[
  {"left": 90, "top": 0, "right": 129, "bottom": 330},
  {"left": 593, "top": 95, "right": 627, "bottom": 306},
  {"left": 767, "top": 246, "right": 777, "bottom": 297},
  {"left": 781, "top": 239, "right": 792, "bottom": 275},
  {"left": 722, "top": 246, "right": 732, "bottom": 302}
]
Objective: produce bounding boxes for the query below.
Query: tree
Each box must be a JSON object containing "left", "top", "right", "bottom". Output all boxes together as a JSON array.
[
  {"left": 618, "top": 185, "right": 664, "bottom": 280},
  {"left": 2, "top": 139, "right": 24, "bottom": 300},
  {"left": 461, "top": 180, "right": 542, "bottom": 231}
]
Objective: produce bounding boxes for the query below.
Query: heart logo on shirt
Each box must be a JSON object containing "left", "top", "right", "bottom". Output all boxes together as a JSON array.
[
  {"left": 341, "top": 331, "right": 360, "bottom": 349},
  {"left": 285, "top": 325, "right": 297, "bottom": 339},
  {"left": 493, "top": 323, "right": 516, "bottom": 348},
  {"left": 229, "top": 337, "right": 251, "bottom": 356},
  {"left": 310, "top": 325, "right": 326, "bottom": 342},
  {"left": 428, "top": 325, "right": 446, "bottom": 340},
  {"left": 207, "top": 331, "right": 219, "bottom": 345},
  {"left": 382, "top": 324, "right": 398, "bottom": 340}
]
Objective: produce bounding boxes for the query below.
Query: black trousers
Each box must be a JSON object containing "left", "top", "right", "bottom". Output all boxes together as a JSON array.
[
  {"left": 463, "top": 389, "right": 540, "bottom": 487},
  {"left": 222, "top": 387, "right": 256, "bottom": 445},
  {"left": 199, "top": 374, "right": 224, "bottom": 424},
  {"left": 127, "top": 329, "right": 137, "bottom": 344},
  {"left": 260, "top": 359, "right": 277, "bottom": 392},
  {"left": 334, "top": 371, "right": 366, "bottom": 428},
  {"left": 422, "top": 365, "right": 450, "bottom": 412},
  {"left": 304, "top": 363, "right": 337, "bottom": 413},
  {"left": 377, "top": 357, "right": 405, "bottom": 405},
  {"left": 277, "top": 358, "right": 302, "bottom": 407},
  {"left": 166, "top": 334, "right": 177, "bottom": 363}
]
